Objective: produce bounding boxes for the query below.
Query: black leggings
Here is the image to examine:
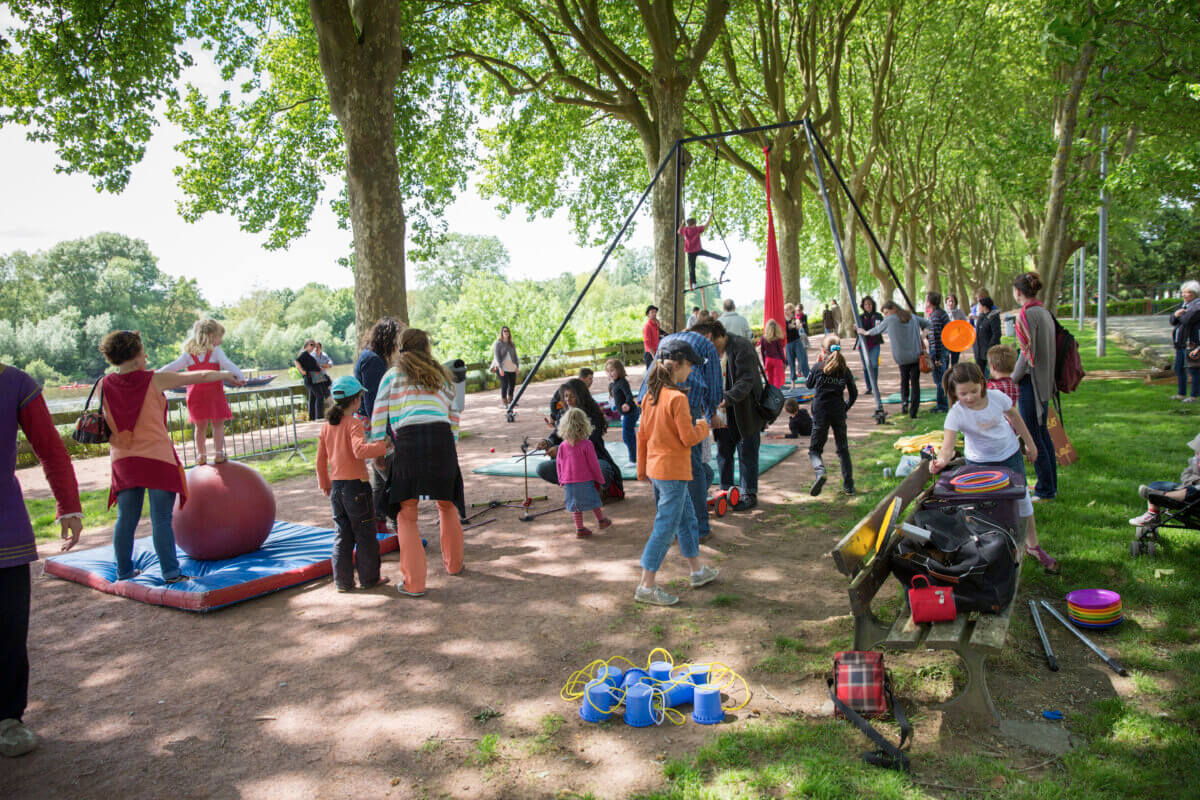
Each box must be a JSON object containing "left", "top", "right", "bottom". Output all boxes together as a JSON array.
[
  {"left": 809, "top": 412, "right": 852, "bottom": 486},
  {"left": 499, "top": 371, "right": 516, "bottom": 403},
  {"left": 0, "top": 564, "right": 31, "bottom": 721},
  {"left": 898, "top": 361, "right": 920, "bottom": 417},
  {"left": 687, "top": 249, "right": 724, "bottom": 285}
]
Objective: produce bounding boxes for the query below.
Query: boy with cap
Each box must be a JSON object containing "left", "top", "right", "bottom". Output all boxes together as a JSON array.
[{"left": 317, "top": 376, "right": 390, "bottom": 591}]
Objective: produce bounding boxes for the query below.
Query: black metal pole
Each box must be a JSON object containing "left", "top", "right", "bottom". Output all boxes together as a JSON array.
[
  {"left": 680, "top": 119, "right": 805, "bottom": 147},
  {"left": 505, "top": 139, "right": 682, "bottom": 421},
  {"left": 804, "top": 119, "right": 886, "bottom": 422},
  {"left": 807, "top": 123, "right": 916, "bottom": 313}
]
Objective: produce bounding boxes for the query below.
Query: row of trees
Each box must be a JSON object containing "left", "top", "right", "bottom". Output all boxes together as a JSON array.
[
  {"left": 0, "top": 232, "right": 722, "bottom": 381},
  {"left": 1, "top": 2, "right": 1197, "bottom": 337}
]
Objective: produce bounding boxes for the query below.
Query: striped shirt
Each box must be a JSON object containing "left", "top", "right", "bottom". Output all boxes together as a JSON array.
[{"left": 368, "top": 367, "right": 459, "bottom": 441}]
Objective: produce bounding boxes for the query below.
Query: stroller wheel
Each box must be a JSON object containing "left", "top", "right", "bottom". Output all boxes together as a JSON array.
[
  {"left": 716, "top": 496, "right": 728, "bottom": 517},
  {"left": 1130, "top": 539, "right": 1141, "bottom": 558},
  {"left": 1145, "top": 540, "right": 1158, "bottom": 557}
]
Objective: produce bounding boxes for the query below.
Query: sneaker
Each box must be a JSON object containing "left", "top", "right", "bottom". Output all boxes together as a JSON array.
[
  {"left": 689, "top": 565, "right": 719, "bottom": 588},
  {"left": 1187, "top": 397, "right": 1198, "bottom": 404},
  {"left": 336, "top": 584, "right": 354, "bottom": 593},
  {"left": 117, "top": 569, "right": 142, "bottom": 582},
  {"left": 634, "top": 585, "right": 679, "bottom": 606},
  {"left": 163, "top": 574, "right": 192, "bottom": 584},
  {"left": 0, "top": 718, "right": 37, "bottom": 758},
  {"left": 597, "top": 517, "right": 613, "bottom": 530},
  {"left": 733, "top": 495, "right": 757, "bottom": 510},
  {"left": 1025, "top": 545, "right": 1060, "bottom": 575},
  {"left": 575, "top": 527, "right": 593, "bottom": 538},
  {"left": 1138, "top": 484, "right": 1153, "bottom": 501},
  {"left": 843, "top": 485, "right": 856, "bottom": 496},
  {"left": 1173, "top": 394, "right": 1186, "bottom": 400},
  {"left": 810, "top": 474, "right": 827, "bottom": 496},
  {"left": 397, "top": 586, "right": 426, "bottom": 597},
  {"left": 1129, "top": 510, "right": 1160, "bottom": 526}
]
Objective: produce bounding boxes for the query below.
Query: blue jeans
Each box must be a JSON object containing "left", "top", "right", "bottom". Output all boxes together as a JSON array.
[
  {"left": 931, "top": 353, "right": 949, "bottom": 412},
  {"left": 643, "top": 479, "right": 699, "bottom": 571},
  {"left": 863, "top": 345, "right": 881, "bottom": 393},
  {"left": 786, "top": 339, "right": 809, "bottom": 382},
  {"left": 1017, "top": 375, "right": 1057, "bottom": 499},
  {"left": 113, "top": 487, "right": 182, "bottom": 580},
  {"left": 689, "top": 441, "right": 715, "bottom": 539},
  {"left": 1174, "top": 348, "right": 1200, "bottom": 397},
  {"left": 621, "top": 407, "right": 640, "bottom": 462}
]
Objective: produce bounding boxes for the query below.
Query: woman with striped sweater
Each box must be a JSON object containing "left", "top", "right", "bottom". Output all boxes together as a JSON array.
[{"left": 368, "top": 328, "right": 465, "bottom": 597}]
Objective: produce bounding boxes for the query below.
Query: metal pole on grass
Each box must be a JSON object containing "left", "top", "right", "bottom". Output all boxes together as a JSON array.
[
  {"left": 1078, "top": 244, "right": 1086, "bottom": 331},
  {"left": 1097, "top": 123, "right": 1109, "bottom": 357}
]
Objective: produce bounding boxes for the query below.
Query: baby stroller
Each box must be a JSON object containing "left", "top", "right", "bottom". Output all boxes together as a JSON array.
[{"left": 1130, "top": 485, "right": 1200, "bottom": 557}]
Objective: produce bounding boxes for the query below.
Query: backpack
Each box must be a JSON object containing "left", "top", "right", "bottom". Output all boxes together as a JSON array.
[{"left": 1052, "top": 316, "right": 1084, "bottom": 394}]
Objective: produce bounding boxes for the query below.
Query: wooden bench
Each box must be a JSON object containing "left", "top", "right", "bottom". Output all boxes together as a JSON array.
[{"left": 831, "top": 460, "right": 1027, "bottom": 725}]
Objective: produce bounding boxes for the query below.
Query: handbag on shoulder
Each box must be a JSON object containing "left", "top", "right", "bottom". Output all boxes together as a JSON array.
[
  {"left": 72, "top": 376, "right": 111, "bottom": 444},
  {"left": 829, "top": 651, "right": 911, "bottom": 771},
  {"left": 918, "top": 351, "right": 932, "bottom": 374},
  {"left": 755, "top": 358, "right": 785, "bottom": 425}
]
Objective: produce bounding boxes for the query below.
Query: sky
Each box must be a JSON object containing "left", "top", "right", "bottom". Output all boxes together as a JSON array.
[{"left": 0, "top": 105, "right": 767, "bottom": 311}]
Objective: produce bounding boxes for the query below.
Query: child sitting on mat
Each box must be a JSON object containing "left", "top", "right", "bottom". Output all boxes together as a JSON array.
[
  {"left": 317, "top": 376, "right": 390, "bottom": 591},
  {"left": 555, "top": 407, "right": 613, "bottom": 537},
  {"left": 158, "top": 319, "right": 245, "bottom": 465},
  {"left": 929, "top": 362, "right": 1059, "bottom": 574},
  {"left": 635, "top": 339, "right": 718, "bottom": 606},
  {"left": 1129, "top": 433, "right": 1200, "bottom": 526}
]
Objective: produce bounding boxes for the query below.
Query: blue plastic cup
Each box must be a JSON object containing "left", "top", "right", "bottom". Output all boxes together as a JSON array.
[
  {"left": 579, "top": 679, "right": 616, "bottom": 723},
  {"left": 621, "top": 668, "right": 649, "bottom": 691},
  {"left": 663, "top": 666, "right": 694, "bottom": 707},
  {"left": 596, "top": 665, "right": 623, "bottom": 688},
  {"left": 691, "top": 683, "right": 724, "bottom": 725},
  {"left": 623, "top": 683, "right": 657, "bottom": 727},
  {"left": 649, "top": 661, "right": 673, "bottom": 683},
  {"left": 686, "top": 664, "right": 711, "bottom": 686}
]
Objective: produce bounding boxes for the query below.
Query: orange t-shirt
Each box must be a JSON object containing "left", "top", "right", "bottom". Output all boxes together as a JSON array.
[
  {"left": 636, "top": 386, "right": 709, "bottom": 481},
  {"left": 316, "top": 415, "right": 388, "bottom": 491}
]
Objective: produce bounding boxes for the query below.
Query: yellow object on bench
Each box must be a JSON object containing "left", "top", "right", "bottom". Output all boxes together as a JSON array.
[{"left": 892, "top": 431, "right": 958, "bottom": 453}]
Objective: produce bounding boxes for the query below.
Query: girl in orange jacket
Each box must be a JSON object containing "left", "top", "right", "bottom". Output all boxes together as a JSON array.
[{"left": 634, "top": 340, "right": 720, "bottom": 606}]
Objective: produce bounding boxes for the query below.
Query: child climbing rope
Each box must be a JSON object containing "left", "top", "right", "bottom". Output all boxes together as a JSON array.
[
  {"left": 555, "top": 407, "right": 614, "bottom": 538},
  {"left": 635, "top": 339, "right": 718, "bottom": 606},
  {"left": 677, "top": 213, "right": 727, "bottom": 289},
  {"left": 806, "top": 335, "right": 858, "bottom": 496},
  {"left": 316, "top": 376, "right": 390, "bottom": 592}
]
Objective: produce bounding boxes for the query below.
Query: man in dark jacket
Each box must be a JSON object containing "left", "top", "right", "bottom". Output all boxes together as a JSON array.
[
  {"left": 972, "top": 296, "right": 1001, "bottom": 376},
  {"left": 692, "top": 319, "right": 763, "bottom": 510}
]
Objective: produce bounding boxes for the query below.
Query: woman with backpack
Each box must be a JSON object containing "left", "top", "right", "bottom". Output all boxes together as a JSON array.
[{"left": 1011, "top": 272, "right": 1058, "bottom": 502}]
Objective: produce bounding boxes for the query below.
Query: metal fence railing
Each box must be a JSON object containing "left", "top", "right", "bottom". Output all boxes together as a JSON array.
[{"left": 167, "top": 384, "right": 306, "bottom": 468}]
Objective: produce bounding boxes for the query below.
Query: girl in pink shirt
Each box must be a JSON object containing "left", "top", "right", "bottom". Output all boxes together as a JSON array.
[{"left": 555, "top": 408, "right": 613, "bottom": 537}]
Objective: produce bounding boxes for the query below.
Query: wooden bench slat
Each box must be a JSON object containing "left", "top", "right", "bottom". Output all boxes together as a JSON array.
[
  {"left": 883, "top": 602, "right": 927, "bottom": 649},
  {"left": 924, "top": 615, "right": 970, "bottom": 648},
  {"left": 968, "top": 610, "right": 1011, "bottom": 652}
]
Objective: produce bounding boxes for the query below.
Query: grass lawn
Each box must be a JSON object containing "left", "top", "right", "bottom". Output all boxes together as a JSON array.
[
  {"left": 639, "top": 325, "right": 1200, "bottom": 799},
  {"left": 24, "top": 440, "right": 319, "bottom": 544}
]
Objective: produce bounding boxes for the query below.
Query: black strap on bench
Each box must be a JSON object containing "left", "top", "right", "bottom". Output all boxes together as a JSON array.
[{"left": 826, "top": 679, "right": 912, "bottom": 771}]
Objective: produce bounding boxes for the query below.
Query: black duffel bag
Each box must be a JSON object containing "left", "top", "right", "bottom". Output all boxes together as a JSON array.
[{"left": 890, "top": 507, "right": 1019, "bottom": 614}]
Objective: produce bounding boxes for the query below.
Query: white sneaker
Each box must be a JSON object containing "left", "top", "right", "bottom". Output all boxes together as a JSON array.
[
  {"left": 634, "top": 585, "right": 679, "bottom": 606},
  {"left": 1185, "top": 397, "right": 1198, "bottom": 404},
  {"left": 689, "top": 565, "right": 719, "bottom": 588},
  {"left": 1173, "top": 394, "right": 1186, "bottom": 400},
  {"left": 1129, "top": 510, "right": 1160, "bottom": 526}
]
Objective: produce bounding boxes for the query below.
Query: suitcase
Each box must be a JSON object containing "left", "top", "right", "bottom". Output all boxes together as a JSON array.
[{"left": 920, "top": 465, "right": 1026, "bottom": 532}]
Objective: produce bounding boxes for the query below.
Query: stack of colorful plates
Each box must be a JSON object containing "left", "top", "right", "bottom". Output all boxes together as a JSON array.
[{"left": 1066, "top": 589, "right": 1123, "bottom": 630}]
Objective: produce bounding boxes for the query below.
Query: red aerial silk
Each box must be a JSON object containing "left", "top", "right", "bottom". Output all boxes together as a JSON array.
[{"left": 762, "top": 147, "right": 786, "bottom": 335}]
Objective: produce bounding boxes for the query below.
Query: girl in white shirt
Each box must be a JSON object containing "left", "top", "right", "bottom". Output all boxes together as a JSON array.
[{"left": 929, "top": 362, "right": 1059, "bottom": 574}]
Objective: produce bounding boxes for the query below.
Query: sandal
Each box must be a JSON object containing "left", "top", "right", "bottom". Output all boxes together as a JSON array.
[
  {"left": 195, "top": 454, "right": 207, "bottom": 466},
  {"left": 213, "top": 452, "right": 227, "bottom": 464},
  {"left": 1025, "top": 545, "right": 1060, "bottom": 575}
]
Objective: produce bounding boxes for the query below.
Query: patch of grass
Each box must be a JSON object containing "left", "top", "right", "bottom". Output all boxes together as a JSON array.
[
  {"left": 472, "top": 705, "right": 503, "bottom": 724},
  {"left": 710, "top": 594, "right": 738, "bottom": 607},
  {"left": 419, "top": 737, "right": 444, "bottom": 755},
  {"left": 526, "top": 712, "right": 566, "bottom": 754},
  {"left": 650, "top": 623, "right": 666, "bottom": 640},
  {"left": 468, "top": 733, "right": 500, "bottom": 767},
  {"left": 25, "top": 441, "right": 319, "bottom": 544},
  {"left": 644, "top": 327, "right": 1200, "bottom": 798}
]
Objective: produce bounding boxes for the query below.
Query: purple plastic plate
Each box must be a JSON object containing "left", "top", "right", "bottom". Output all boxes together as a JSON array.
[{"left": 1065, "top": 589, "right": 1121, "bottom": 610}]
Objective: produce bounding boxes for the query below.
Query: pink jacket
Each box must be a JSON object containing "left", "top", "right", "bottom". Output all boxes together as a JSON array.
[{"left": 555, "top": 439, "right": 605, "bottom": 485}]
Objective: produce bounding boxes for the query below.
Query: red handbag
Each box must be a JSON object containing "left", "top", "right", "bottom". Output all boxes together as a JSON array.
[{"left": 908, "top": 575, "right": 957, "bottom": 623}]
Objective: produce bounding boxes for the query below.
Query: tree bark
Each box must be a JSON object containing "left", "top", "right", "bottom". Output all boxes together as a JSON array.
[{"left": 309, "top": 0, "right": 411, "bottom": 333}]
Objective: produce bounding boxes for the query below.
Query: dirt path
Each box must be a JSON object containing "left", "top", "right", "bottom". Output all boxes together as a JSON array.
[{"left": 3, "top": 353, "right": 1101, "bottom": 799}]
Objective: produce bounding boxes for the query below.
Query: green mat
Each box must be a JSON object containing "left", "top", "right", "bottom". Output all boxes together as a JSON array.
[
  {"left": 472, "top": 442, "right": 797, "bottom": 486},
  {"left": 881, "top": 387, "right": 939, "bottom": 404}
]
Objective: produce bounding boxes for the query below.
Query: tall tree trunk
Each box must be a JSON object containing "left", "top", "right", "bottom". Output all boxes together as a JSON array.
[
  {"left": 648, "top": 86, "right": 687, "bottom": 332},
  {"left": 310, "top": 0, "right": 410, "bottom": 333}
]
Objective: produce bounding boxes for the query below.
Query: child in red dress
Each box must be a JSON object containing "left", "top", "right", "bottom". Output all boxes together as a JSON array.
[{"left": 158, "top": 319, "right": 245, "bottom": 464}]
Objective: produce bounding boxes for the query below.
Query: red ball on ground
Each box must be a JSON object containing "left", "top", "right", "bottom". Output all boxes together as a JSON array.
[{"left": 173, "top": 460, "right": 276, "bottom": 560}]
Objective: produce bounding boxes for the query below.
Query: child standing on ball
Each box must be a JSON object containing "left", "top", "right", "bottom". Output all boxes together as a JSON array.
[
  {"left": 634, "top": 340, "right": 718, "bottom": 606},
  {"left": 806, "top": 334, "right": 858, "bottom": 496},
  {"left": 555, "top": 407, "right": 613, "bottom": 537},
  {"left": 158, "top": 319, "right": 245, "bottom": 465},
  {"left": 317, "top": 376, "right": 390, "bottom": 591},
  {"left": 930, "top": 362, "right": 1059, "bottom": 574}
]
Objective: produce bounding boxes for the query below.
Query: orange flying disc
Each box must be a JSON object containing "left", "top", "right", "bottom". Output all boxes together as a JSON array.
[{"left": 941, "top": 320, "right": 976, "bottom": 353}]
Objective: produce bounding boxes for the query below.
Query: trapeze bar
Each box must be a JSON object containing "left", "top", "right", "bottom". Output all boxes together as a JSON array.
[{"left": 682, "top": 280, "right": 729, "bottom": 294}]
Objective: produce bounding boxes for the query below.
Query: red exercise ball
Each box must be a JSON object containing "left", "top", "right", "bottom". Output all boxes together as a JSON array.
[{"left": 173, "top": 460, "right": 276, "bottom": 560}]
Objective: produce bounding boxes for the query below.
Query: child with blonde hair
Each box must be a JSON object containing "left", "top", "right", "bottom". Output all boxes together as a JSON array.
[
  {"left": 555, "top": 407, "right": 613, "bottom": 537},
  {"left": 634, "top": 339, "right": 718, "bottom": 606},
  {"left": 158, "top": 319, "right": 245, "bottom": 464},
  {"left": 806, "top": 334, "right": 857, "bottom": 496},
  {"left": 759, "top": 319, "right": 786, "bottom": 388}
]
